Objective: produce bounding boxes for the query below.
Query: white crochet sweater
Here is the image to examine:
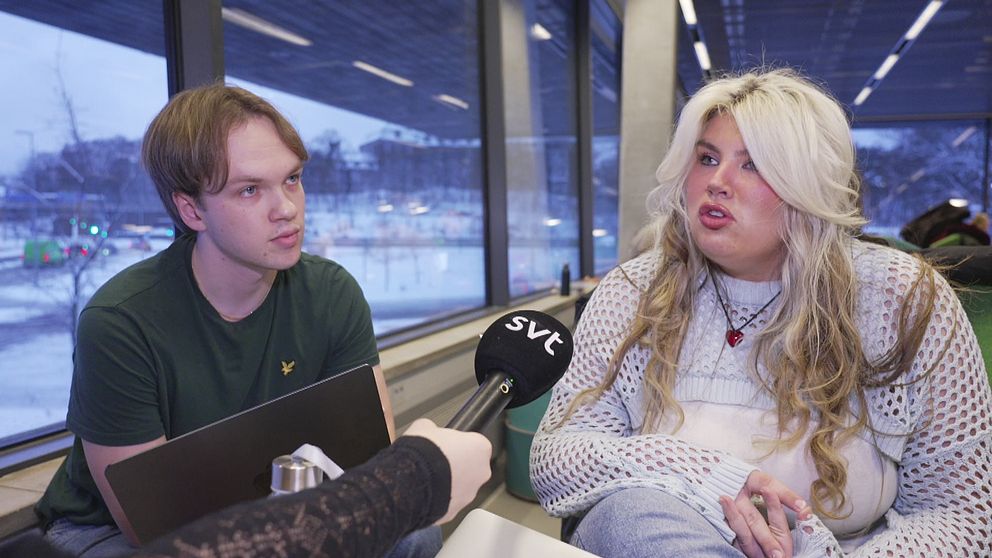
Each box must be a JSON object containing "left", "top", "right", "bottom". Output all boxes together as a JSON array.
[{"left": 531, "top": 240, "right": 992, "bottom": 557}]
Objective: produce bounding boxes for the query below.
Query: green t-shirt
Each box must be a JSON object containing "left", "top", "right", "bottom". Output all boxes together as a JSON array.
[{"left": 36, "top": 233, "right": 379, "bottom": 527}]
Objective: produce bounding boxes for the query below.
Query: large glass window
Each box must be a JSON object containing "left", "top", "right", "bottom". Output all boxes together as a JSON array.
[
  {"left": 855, "top": 121, "right": 988, "bottom": 241},
  {"left": 0, "top": 5, "right": 168, "bottom": 444},
  {"left": 590, "top": 0, "right": 621, "bottom": 275},
  {"left": 502, "top": 0, "right": 580, "bottom": 297},
  {"left": 222, "top": 1, "right": 485, "bottom": 335}
]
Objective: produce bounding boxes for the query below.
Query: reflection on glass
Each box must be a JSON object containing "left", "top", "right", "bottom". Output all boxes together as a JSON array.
[
  {"left": 223, "top": 0, "right": 485, "bottom": 334},
  {"left": 854, "top": 121, "right": 987, "bottom": 241},
  {"left": 0, "top": 7, "right": 168, "bottom": 444},
  {"left": 590, "top": 0, "right": 621, "bottom": 275},
  {"left": 502, "top": 0, "right": 580, "bottom": 297}
]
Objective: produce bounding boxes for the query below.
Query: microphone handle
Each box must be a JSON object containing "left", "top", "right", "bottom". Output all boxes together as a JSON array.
[{"left": 445, "top": 371, "right": 515, "bottom": 432}]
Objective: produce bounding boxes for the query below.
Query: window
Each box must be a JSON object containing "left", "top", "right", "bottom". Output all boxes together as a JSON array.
[
  {"left": 222, "top": 1, "right": 486, "bottom": 335},
  {"left": 590, "top": 0, "right": 621, "bottom": 275},
  {"left": 0, "top": 1, "right": 619, "bottom": 453},
  {"left": 502, "top": 0, "right": 580, "bottom": 297},
  {"left": 855, "top": 121, "right": 989, "bottom": 240},
  {"left": 0, "top": 5, "right": 168, "bottom": 444}
]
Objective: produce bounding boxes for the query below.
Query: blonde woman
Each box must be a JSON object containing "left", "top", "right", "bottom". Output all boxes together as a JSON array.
[{"left": 531, "top": 69, "right": 991, "bottom": 557}]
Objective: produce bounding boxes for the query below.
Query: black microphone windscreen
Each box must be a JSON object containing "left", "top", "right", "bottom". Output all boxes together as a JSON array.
[{"left": 473, "top": 310, "right": 573, "bottom": 408}]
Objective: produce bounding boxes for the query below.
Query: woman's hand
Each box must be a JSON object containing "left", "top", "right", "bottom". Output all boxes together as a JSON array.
[
  {"left": 719, "top": 470, "right": 812, "bottom": 558},
  {"left": 402, "top": 418, "right": 492, "bottom": 524}
]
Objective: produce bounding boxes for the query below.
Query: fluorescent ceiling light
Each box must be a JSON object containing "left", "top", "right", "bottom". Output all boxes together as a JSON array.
[
  {"left": 693, "top": 41, "right": 711, "bottom": 70},
  {"left": 434, "top": 94, "right": 469, "bottom": 110},
  {"left": 905, "top": 1, "right": 944, "bottom": 40},
  {"left": 951, "top": 126, "right": 978, "bottom": 147},
  {"left": 854, "top": 1, "right": 943, "bottom": 108},
  {"left": 530, "top": 23, "right": 552, "bottom": 41},
  {"left": 221, "top": 8, "right": 312, "bottom": 47},
  {"left": 679, "top": 0, "right": 699, "bottom": 25},
  {"left": 352, "top": 61, "right": 413, "bottom": 87},
  {"left": 910, "top": 169, "right": 926, "bottom": 182},
  {"left": 592, "top": 228, "right": 608, "bottom": 237},
  {"left": 410, "top": 206, "right": 430, "bottom": 215},
  {"left": 544, "top": 218, "right": 562, "bottom": 227},
  {"left": 853, "top": 87, "right": 872, "bottom": 106},
  {"left": 949, "top": 198, "right": 969, "bottom": 207},
  {"left": 377, "top": 203, "right": 394, "bottom": 213},
  {"left": 874, "top": 54, "right": 899, "bottom": 80}
]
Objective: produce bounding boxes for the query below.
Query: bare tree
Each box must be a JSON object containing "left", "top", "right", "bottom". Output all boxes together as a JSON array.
[{"left": 49, "top": 38, "right": 129, "bottom": 339}]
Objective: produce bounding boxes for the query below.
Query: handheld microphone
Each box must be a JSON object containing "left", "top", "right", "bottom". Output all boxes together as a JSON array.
[{"left": 446, "top": 310, "right": 574, "bottom": 432}]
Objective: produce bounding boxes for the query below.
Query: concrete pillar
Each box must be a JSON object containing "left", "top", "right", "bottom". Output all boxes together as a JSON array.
[{"left": 618, "top": 0, "right": 679, "bottom": 262}]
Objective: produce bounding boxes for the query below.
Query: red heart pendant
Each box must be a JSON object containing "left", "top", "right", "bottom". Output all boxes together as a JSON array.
[{"left": 726, "top": 330, "right": 744, "bottom": 347}]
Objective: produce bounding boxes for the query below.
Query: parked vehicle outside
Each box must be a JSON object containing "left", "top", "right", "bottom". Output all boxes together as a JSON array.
[{"left": 22, "top": 239, "right": 66, "bottom": 267}]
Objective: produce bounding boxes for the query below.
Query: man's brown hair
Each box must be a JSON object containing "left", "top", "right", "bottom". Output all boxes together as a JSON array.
[{"left": 142, "top": 83, "right": 309, "bottom": 234}]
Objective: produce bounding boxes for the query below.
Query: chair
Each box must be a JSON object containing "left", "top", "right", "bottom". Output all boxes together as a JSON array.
[{"left": 922, "top": 245, "right": 992, "bottom": 382}]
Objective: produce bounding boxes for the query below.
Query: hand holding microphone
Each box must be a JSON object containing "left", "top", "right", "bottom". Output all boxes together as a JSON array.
[
  {"left": 408, "top": 310, "right": 574, "bottom": 524},
  {"left": 446, "top": 310, "right": 574, "bottom": 432},
  {"left": 403, "top": 419, "right": 493, "bottom": 524}
]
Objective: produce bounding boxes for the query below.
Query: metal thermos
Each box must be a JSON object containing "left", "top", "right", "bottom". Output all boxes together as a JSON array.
[{"left": 270, "top": 455, "right": 323, "bottom": 496}]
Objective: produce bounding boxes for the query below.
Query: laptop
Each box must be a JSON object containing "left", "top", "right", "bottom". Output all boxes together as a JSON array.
[{"left": 105, "top": 363, "right": 389, "bottom": 545}]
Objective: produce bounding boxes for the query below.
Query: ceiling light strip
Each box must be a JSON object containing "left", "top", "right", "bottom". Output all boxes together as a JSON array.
[
  {"left": 951, "top": 126, "right": 977, "bottom": 147},
  {"left": 905, "top": 0, "right": 944, "bottom": 40},
  {"left": 853, "top": 0, "right": 944, "bottom": 107},
  {"left": 679, "top": 0, "right": 713, "bottom": 78},
  {"left": 873, "top": 54, "right": 899, "bottom": 80},
  {"left": 434, "top": 94, "right": 470, "bottom": 110},
  {"left": 678, "top": 0, "right": 699, "bottom": 25},
  {"left": 530, "top": 23, "right": 552, "bottom": 41},
  {"left": 352, "top": 61, "right": 414, "bottom": 87},
  {"left": 221, "top": 8, "right": 312, "bottom": 47},
  {"left": 693, "top": 42, "right": 712, "bottom": 70}
]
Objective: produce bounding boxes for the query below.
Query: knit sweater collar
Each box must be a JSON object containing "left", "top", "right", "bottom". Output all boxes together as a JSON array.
[{"left": 702, "top": 269, "right": 781, "bottom": 306}]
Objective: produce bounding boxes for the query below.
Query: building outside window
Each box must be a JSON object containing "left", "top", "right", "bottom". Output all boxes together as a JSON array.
[{"left": 223, "top": 1, "right": 486, "bottom": 335}]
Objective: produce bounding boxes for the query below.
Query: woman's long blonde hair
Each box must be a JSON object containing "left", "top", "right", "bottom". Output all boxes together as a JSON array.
[{"left": 567, "top": 68, "right": 944, "bottom": 518}]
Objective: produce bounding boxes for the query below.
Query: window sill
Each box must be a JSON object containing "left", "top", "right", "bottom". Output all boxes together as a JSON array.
[{"left": 0, "top": 459, "right": 63, "bottom": 537}]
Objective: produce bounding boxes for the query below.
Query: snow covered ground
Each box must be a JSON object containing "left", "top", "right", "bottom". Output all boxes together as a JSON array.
[
  {"left": 0, "top": 197, "right": 580, "bottom": 440},
  {"left": 0, "top": 235, "right": 492, "bottom": 440}
]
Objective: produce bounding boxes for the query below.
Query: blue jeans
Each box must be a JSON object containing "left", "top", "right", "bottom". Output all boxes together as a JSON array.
[
  {"left": 45, "top": 518, "right": 133, "bottom": 558},
  {"left": 571, "top": 488, "right": 745, "bottom": 558},
  {"left": 44, "top": 517, "right": 441, "bottom": 558},
  {"left": 386, "top": 525, "right": 443, "bottom": 558}
]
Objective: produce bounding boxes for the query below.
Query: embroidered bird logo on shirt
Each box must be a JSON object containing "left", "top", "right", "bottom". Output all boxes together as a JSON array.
[{"left": 281, "top": 360, "right": 296, "bottom": 376}]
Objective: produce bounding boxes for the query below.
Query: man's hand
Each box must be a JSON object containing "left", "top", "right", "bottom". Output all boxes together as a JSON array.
[
  {"left": 720, "top": 470, "right": 812, "bottom": 558},
  {"left": 402, "top": 419, "right": 492, "bottom": 524}
]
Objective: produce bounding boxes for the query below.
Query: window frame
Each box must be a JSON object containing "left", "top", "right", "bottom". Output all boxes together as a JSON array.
[{"left": 0, "top": 0, "right": 620, "bottom": 468}]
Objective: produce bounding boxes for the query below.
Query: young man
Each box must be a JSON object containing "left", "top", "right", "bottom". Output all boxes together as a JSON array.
[{"left": 35, "top": 84, "right": 440, "bottom": 557}]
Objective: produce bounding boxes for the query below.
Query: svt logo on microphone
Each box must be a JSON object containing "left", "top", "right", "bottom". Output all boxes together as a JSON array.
[{"left": 504, "top": 315, "right": 566, "bottom": 356}]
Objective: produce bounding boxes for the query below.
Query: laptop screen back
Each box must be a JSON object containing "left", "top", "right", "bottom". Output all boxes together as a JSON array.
[{"left": 105, "top": 363, "right": 389, "bottom": 544}]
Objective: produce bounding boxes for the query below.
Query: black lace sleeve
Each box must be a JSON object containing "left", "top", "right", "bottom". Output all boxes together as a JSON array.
[{"left": 137, "top": 436, "right": 451, "bottom": 558}]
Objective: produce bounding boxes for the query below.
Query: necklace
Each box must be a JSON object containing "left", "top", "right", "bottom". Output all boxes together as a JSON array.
[
  {"left": 215, "top": 288, "right": 271, "bottom": 322},
  {"left": 710, "top": 273, "right": 780, "bottom": 347}
]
